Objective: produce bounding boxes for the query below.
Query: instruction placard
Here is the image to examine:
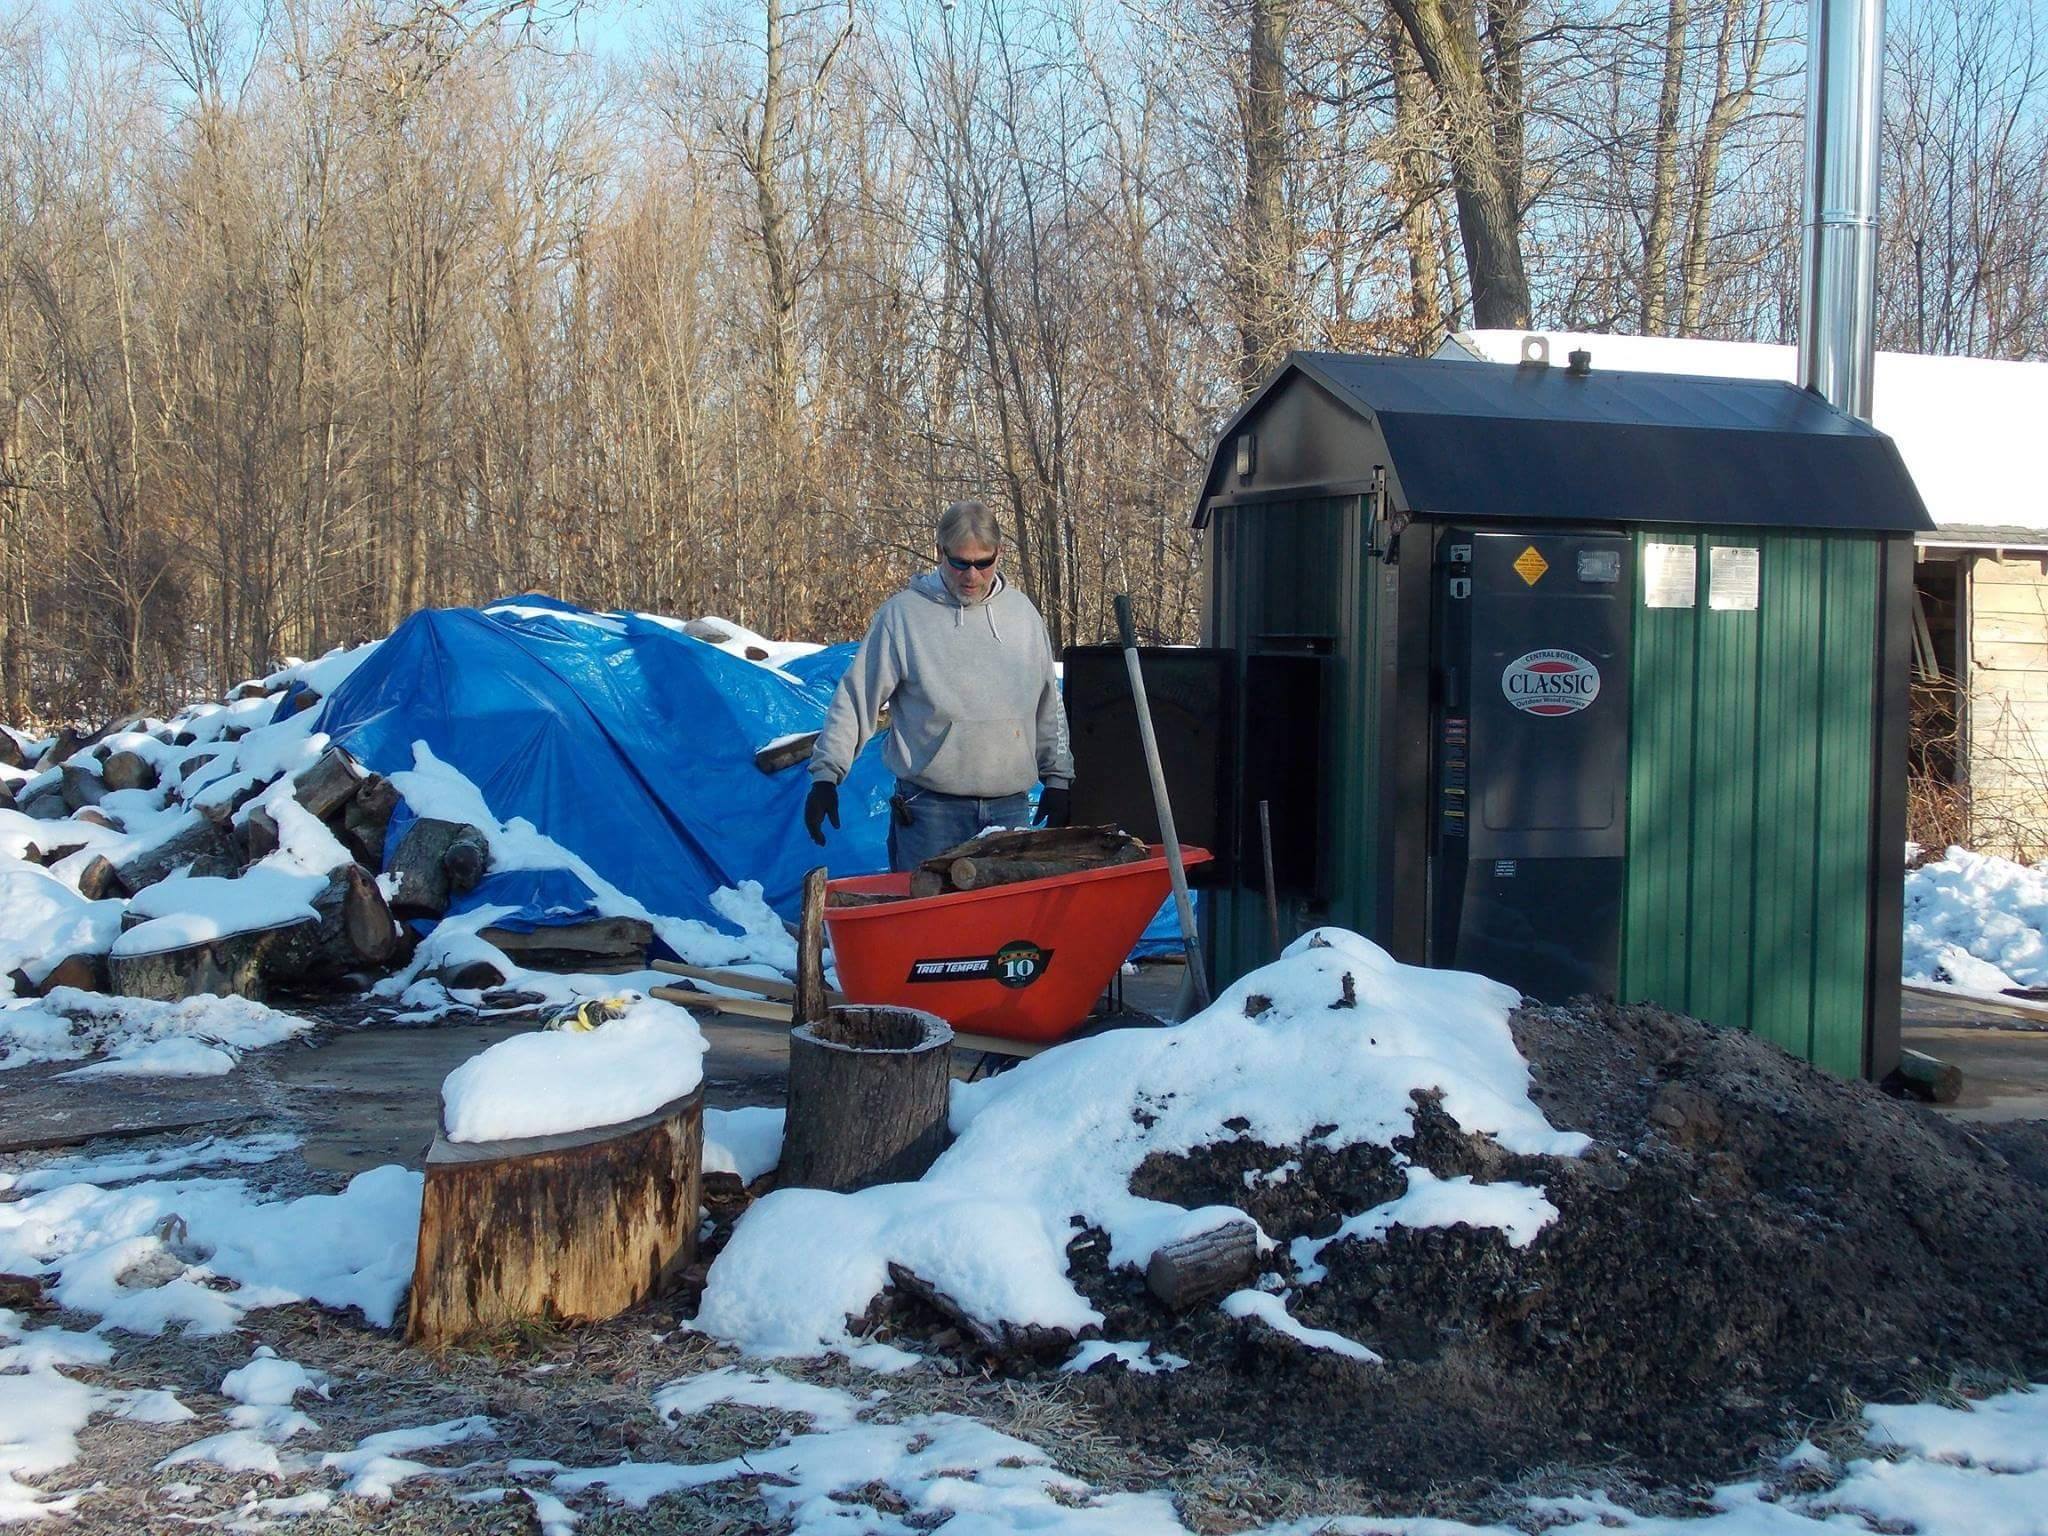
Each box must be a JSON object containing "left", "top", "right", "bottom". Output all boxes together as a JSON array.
[
  {"left": 1642, "top": 542, "right": 1697, "bottom": 608},
  {"left": 1709, "top": 546, "right": 1760, "bottom": 611}
]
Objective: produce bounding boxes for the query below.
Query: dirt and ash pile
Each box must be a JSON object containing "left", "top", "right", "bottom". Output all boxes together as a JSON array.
[{"left": 856, "top": 995, "right": 2048, "bottom": 1499}]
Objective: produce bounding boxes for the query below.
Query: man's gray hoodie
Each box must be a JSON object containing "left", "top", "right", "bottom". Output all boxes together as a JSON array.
[{"left": 808, "top": 570, "right": 1072, "bottom": 798}]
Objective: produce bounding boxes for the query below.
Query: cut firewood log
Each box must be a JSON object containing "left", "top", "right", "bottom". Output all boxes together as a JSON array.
[
  {"left": 885, "top": 1262, "right": 1078, "bottom": 1361},
  {"left": 291, "top": 747, "right": 362, "bottom": 820},
  {"left": 407, "top": 1085, "right": 704, "bottom": 1348},
  {"left": 753, "top": 708, "right": 890, "bottom": 775},
  {"left": 340, "top": 775, "right": 400, "bottom": 868},
  {"left": 783, "top": 1005, "right": 953, "bottom": 1193},
  {"left": 115, "top": 818, "right": 235, "bottom": 894},
  {"left": 682, "top": 618, "right": 732, "bottom": 643},
  {"left": 76, "top": 856, "right": 123, "bottom": 900},
  {"left": 478, "top": 917, "right": 651, "bottom": 973},
  {"left": 825, "top": 889, "right": 909, "bottom": 908},
  {"left": 794, "top": 867, "right": 829, "bottom": 1027},
  {"left": 242, "top": 805, "right": 281, "bottom": 862},
  {"left": 1893, "top": 1048, "right": 1963, "bottom": 1105},
  {"left": 921, "top": 826, "right": 1145, "bottom": 869},
  {"left": 387, "top": 818, "right": 490, "bottom": 916},
  {"left": 0, "top": 732, "right": 23, "bottom": 771},
  {"left": 948, "top": 847, "right": 1146, "bottom": 891},
  {"left": 100, "top": 750, "right": 158, "bottom": 793},
  {"left": 109, "top": 921, "right": 309, "bottom": 1002},
  {"left": 73, "top": 807, "right": 121, "bottom": 832},
  {"left": 28, "top": 840, "right": 84, "bottom": 867},
  {"left": 908, "top": 827, "right": 1150, "bottom": 899},
  {"left": 18, "top": 789, "right": 65, "bottom": 821},
  {"left": 0, "top": 781, "right": 14, "bottom": 814},
  {"left": 754, "top": 733, "right": 818, "bottom": 776},
  {"left": 34, "top": 727, "right": 84, "bottom": 769},
  {"left": 34, "top": 953, "right": 108, "bottom": 994},
  {"left": 58, "top": 763, "right": 106, "bottom": 812},
  {"left": 263, "top": 866, "right": 400, "bottom": 981},
  {"left": 1146, "top": 1221, "right": 1260, "bottom": 1311}
]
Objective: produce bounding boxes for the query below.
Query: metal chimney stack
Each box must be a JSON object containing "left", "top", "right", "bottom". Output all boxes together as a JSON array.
[{"left": 1798, "top": 0, "right": 1886, "bottom": 421}]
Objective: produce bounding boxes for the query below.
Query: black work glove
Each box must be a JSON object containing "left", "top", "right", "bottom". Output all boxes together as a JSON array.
[
  {"left": 1034, "top": 785, "right": 1071, "bottom": 828},
  {"left": 804, "top": 780, "right": 840, "bottom": 845}
]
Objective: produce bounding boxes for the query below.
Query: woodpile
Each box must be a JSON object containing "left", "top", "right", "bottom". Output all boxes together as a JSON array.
[{"left": 0, "top": 691, "right": 480, "bottom": 1001}]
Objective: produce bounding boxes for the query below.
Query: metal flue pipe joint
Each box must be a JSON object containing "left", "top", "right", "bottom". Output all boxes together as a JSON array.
[{"left": 1798, "top": 0, "right": 1886, "bottom": 421}]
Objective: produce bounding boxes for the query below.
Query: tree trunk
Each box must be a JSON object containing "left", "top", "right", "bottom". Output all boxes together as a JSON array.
[
  {"left": 408, "top": 1085, "right": 704, "bottom": 1347},
  {"left": 783, "top": 1005, "right": 953, "bottom": 1192},
  {"left": 1389, "top": 0, "right": 1533, "bottom": 329},
  {"left": 1642, "top": 0, "right": 1690, "bottom": 333},
  {"left": 1237, "top": 0, "right": 1295, "bottom": 394}
]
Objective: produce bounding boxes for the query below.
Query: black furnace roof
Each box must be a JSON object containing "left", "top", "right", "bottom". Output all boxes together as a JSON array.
[{"left": 1196, "top": 351, "right": 1934, "bottom": 534}]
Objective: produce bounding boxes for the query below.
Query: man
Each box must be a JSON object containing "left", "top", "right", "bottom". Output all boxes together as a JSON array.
[{"left": 804, "top": 501, "right": 1073, "bottom": 871}]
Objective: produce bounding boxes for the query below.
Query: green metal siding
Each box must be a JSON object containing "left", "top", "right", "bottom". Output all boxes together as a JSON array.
[
  {"left": 1207, "top": 496, "right": 1380, "bottom": 984},
  {"left": 1620, "top": 530, "right": 1879, "bottom": 1075}
]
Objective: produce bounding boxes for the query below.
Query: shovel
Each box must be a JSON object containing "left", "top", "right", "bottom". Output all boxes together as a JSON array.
[{"left": 1113, "top": 594, "right": 1211, "bottom": 1010}]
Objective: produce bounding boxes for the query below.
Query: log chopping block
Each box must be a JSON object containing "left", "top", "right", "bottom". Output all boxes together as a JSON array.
[
  {"left": 783, "top": 1005, "right": 954, "bottom": 1192},
  {"left": 407, "top": 1085, "right": 705, "bottom": 1348}
]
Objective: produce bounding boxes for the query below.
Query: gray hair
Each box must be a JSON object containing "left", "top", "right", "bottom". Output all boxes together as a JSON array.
[{"left": 937, "top": 500, "right": 1001, "bottom": 555}]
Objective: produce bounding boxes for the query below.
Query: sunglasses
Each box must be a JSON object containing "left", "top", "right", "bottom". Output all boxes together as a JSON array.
[{"left": 943, "top": 552, "right": 998, "bottom": 571}]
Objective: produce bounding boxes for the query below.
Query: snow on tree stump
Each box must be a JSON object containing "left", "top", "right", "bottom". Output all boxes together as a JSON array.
[
  {"left": 783, "top": 1005, "right": 954, "bottom": 1193},
  {"left": 407, "top": 1085, "right": 705, "bottom": 1349}
]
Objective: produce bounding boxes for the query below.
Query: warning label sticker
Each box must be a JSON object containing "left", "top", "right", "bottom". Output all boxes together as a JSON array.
[
  {"left": 1502, "top": 649, "right": 1601, "bottom": 716},
  {"left": 1513, "top": 546, "right": 1550, "bottom": 586},
  {"left": 906, "top": 940, "right": 1053, "bottom": 989}
]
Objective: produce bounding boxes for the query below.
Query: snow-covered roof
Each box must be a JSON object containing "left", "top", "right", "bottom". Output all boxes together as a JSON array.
[{"left": 1440, "top": 331, "right": 2048, "bottom": 539}]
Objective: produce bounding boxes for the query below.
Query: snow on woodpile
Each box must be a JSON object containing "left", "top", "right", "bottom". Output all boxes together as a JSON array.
[
  {"left": 696, "top": 928, "right": 1584, "bottom": 1361},
  {"left": 438, "top": 997, "right": 708, "bottom": 1142},
  {"left": 1904, "top": 844, "right": 2048, "bottom": 991},
  {"left": 0, "top": 605, "right": 837, "bottom": 1068}
]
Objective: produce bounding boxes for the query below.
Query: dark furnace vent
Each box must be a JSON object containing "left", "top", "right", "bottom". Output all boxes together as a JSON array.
[{"left": 1071, "top": 351, "right": 1931, "bottom": 1080}]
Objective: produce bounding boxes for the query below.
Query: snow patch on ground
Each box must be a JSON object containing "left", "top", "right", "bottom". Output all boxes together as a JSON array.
[
  {"left": 696, "top": 930, "right": 1578, "bottom": 1360},
  {"left": 1903, "top": 846, "right": 2048, "bottom": 991},
  {"left": 1220, "top": 1290, "right": 1381, "bottom": 1362},
  {"left": 0, "top": 1163, "right": 421, "bottom": 1335},
  {"left": 0, "top": 990, "right": 311, "bottom": 1074},
  {"left": 440, "top": 998, "right": 707, "bottom": 1142},
  {"left": 558, "top": 1372, "right": 1182, "bottom": 1531}
]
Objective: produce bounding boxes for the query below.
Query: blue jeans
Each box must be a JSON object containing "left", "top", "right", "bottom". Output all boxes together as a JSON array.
[{"left": 888, "top": 783, "right": 1033, "bottom": 873}]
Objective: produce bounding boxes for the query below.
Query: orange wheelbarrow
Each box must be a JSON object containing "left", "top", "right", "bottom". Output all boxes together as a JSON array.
[{"left": 823, "top": 845, "right": 1213, "bottom": 1055}]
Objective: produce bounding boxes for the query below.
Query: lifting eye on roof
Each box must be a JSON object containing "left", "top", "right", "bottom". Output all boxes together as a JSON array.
[
  {"left": 1519, "top": 335, "right": 1550, "bottom": 367},
  {"left": 1569, "top": 348, "right": 1594, "bottom": 376}
]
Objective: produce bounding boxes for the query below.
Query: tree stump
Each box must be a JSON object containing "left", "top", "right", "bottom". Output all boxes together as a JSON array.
[
  {"left": 407, "top": 1085, "right": 704, "bottom": 1348},
  {"left": 783, "top": 1005, "right": 954, "bottom": 1192}
]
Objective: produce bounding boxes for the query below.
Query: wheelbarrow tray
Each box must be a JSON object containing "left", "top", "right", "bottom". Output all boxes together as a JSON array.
[{"left": 824, "top": 844, "right": 1212, "bottom": 1044}]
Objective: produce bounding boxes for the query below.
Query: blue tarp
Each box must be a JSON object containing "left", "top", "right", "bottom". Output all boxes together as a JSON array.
[{"left": 315, "top": 598, "right": 896, "bottom": 930}]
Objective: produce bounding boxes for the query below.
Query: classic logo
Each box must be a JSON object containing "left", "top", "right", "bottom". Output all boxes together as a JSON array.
[
  {"left": 906, "top": 939, "right": 1053, "bottom": 989},
  {"left": 1501, "top": 649, "right": 1600, "bottom": 716}
]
